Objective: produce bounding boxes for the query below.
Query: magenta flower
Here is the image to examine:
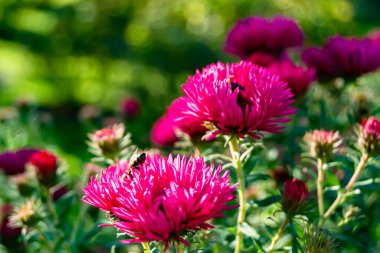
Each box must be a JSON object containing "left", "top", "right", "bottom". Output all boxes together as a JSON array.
[
  {"left": 82, "top": 155, "right": 236, "bottom": 249},
  {"left": 225, "top": 16, "right": 303, "bottom": 61},
  {"left": 174, "top": 61, "right": 296, "bottom": 140},
  {"left": 302, "top": 36, "right": 380, "bottom": 81},
  {"left": 268, "top": 61, "right": 316, "bottom": 96},
  {"left": 150, "top": 115, "right": 179, "bottom": 146}
]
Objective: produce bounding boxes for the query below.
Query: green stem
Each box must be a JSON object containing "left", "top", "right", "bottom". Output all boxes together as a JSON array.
[
  {"left": 35, "top": 225, "right": 55, "bottom": 252},
  {"left": 323, "top": 152, "right": 369, "bottom": 221},
  {"left": 142, "top": 242, "right": 151, "bottom": 253},
  {"left": 70, "top": 167, "right": 92, "bottom": 245},
  {"left": 175, "top": 242, "right": 184, "bottom": 253},
  {"left": 228, "top": 137, "right": 246, "bottom": 253},
  {"left": 267, "top": 216, "right": 289, "bottom": 253},
  {"left": 317, "top": 158, "right": 325, "bottom": 217},
  {"left": 45, "top": 187, "right": 59, "bottom": 225}
]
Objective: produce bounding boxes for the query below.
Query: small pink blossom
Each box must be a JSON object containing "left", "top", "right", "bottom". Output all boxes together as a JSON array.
[{"left": 82, "top": 155, "right": 236, "bottom": 249}]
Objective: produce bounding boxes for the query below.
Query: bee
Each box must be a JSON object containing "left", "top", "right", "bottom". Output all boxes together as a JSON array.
[
  {"left": 128, "top": 151, "right": 146, "bottom": 171},
  {"left": 121, "top": 151, "right": 146, "bottom": 180}
]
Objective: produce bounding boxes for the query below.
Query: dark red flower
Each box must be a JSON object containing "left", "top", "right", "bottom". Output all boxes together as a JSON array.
[
  {"left": 0, "top": 148, "right": 39, "bottom": 175},
  {"left": 284, "top": 179, "right": 309, "bottom": 203},
  {"left": 1, "top": 204, "right": 22, "bottom": 243},
  {"left": 29, "top": 151, "right": 58, "bottom": 186},
  {"left": 282, "top": 179, "right": 309, "bottom": 215}
]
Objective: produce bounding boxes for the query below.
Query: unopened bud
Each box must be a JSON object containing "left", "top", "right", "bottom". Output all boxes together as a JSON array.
[
  {"left": 29, "top": 151, "right": 58, "bottom": 187},
  {"left": 281, "top": 178, "right": 309, "bottom": 216},
  {"left": 358, "top": 116, "right": 380, "bottom": 155},
  {"left": 304, "top": 130, "right": 342, "bottom": 159}
]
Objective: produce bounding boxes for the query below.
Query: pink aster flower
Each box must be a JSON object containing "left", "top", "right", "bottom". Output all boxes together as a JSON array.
[
  {"left": 358, "top": 116, "right": 380, "bottom": 154},
  {"left": 150, "top": 115, "right": 179, "bottom": 146},
  {"left": 225, "top": 16, "right": 303, "bottom": 61},
  {"left": 302, "top": 36, "right": 380, "bottom": 81},
  {"left": 174, "top": 61, "right": 296, "bottom": 140},
  {"left": 82, "top": 155, "right": 236, "bottom": 249},
  {"left": 268, "top": 61, "right": 316, "bottom": 96}
]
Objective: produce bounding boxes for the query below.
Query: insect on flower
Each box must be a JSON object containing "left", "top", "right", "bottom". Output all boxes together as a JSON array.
[{"left": 121, "top": 151, "right": 146, "bottom": 180}]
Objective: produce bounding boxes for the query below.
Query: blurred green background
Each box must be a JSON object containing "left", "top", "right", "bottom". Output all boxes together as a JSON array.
[{"left": 0, "top": 0, "right": 379, "bottom": 156}]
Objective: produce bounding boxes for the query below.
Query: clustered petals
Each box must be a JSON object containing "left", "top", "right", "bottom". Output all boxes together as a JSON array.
[
  {"left": 82, "top": 155, "right": 236, "bottom": 249},
  {"left": 302, "top": 36, "right": 380, "bottom": 81},
  {"left": 172, "top": 61, "right": 296, "bottom": 140}
]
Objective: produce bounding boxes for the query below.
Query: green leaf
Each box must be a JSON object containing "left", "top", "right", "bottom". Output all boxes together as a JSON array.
[
  {"left": 253, "top": 195, "right": 281, "bottom": 207},
  {"left": 241, "top": 222, "right": 259, "bottom": 238}
]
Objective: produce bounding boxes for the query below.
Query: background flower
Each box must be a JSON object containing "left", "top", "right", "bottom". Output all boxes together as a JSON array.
[
  {"left": 225, "top": 16, "right": 303, "bottom": 61},
  {"left": 302, "top": 36, "right": 380, "bottom": 82}
]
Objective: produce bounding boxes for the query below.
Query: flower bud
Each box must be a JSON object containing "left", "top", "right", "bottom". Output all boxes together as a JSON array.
[
  {"left": 303, "top": 130, "right": 342, "bottom": 160},
  {"left": 29, "top": 151, "right": 58, "bottom": 186},
  {"left": 303, "top": 226, "right": 337, "bottom": 253},
  {"left": 88, "top": 123, "right": 131, "bottom": 160},
  {"left": 358, "top": 116, "right": 380, "bottom": 155},
  {"left": 281, "top": 178, "right": 309, "bottom": 215}
]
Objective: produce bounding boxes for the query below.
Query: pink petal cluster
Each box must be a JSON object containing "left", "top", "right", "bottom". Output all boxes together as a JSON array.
[
  {"left": 362, "top": 117, "right": 380, "bottom": 139},
  {"left": 173, "top": 61, "right": 296, "bottom": 140},
  {"left": 302, "top": 36, "right": 380, "bottom": 81},
  {"left": 82, "top": 155, "right": 236, "bottom": 248},
  {"left": 225, "top": 16, "right": 303, "bottom": 60},
  {"left": 268, "top": 61, "right": 316, "bottom": 96}
]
